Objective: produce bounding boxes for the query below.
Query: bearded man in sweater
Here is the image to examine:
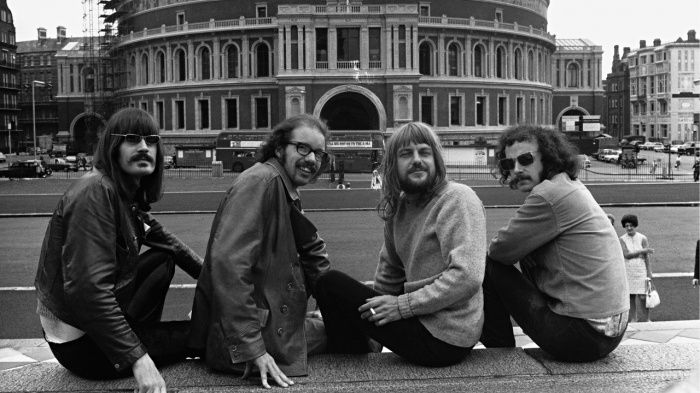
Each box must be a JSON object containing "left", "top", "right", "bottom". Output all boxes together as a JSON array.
[{"left": 315, "top": 122, "right": 487, "bottom": 366}]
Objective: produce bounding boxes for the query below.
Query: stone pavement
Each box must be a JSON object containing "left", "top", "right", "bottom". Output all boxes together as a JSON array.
[{"left": 1, "top": 321, "right": 699, "bottom": 392}]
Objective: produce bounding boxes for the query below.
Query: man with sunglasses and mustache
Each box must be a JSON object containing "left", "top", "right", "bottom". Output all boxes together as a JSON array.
[
  {"left": 480, "top": 125, "right": 629, "bottom": 362},
  {"left": 35, "top": 108, "right": 203, "bottom": 393},
  {"left": 189, "top": 114, "right": 331, "bottom": 389}
]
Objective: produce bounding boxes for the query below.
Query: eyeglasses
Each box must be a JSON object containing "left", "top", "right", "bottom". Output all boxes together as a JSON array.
[
  {"left": 499, "top": 152, "right": 535, "bottom": 171},
  {"left": 288, "top": 141, "right": 329, "bottom": 163},
  {"left": 111, "top": 134, "right": 160, "bottom": 146}
]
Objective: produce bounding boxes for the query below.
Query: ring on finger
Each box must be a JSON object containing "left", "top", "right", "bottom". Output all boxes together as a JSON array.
[{"left": 369, "top": 307, "right": 377, "bottom": 316}]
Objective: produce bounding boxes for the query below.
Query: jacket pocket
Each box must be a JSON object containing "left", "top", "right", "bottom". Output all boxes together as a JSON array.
[{"left": 257, "top": 308, "right": 270, "bottom": 328}]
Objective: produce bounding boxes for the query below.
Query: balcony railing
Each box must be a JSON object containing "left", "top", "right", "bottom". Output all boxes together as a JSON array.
[
  {"left": 316, "top": 61, "right": 328, "bottom": 69},
  {"left": 368, "top": 61, "right": 382, "bottom": 69},
  {"left": 418, "top": 16, "right": 555, "bottom": 44},
  {"left": 337, "top": 60, "right": 360, "bottom": 70}
]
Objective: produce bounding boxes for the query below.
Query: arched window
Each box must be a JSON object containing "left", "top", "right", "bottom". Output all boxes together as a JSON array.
[
  {"left": 199, "top": 47, "right": 211, "bottom": 80},
  {"left": 174, "top": 48, "right": 186, "bottom": 81},
  {"left": 255, "top": 42, "right": 270, "bottom": 77},
  {"left": 567, "top": 62, "right": 579, "bottom": 87},
  {"left": 226, "top": 45, "right": 239, "bottom": 78},
  {"left": 128, "top": 56, "right": 136, "bottom": 87},
  {"left": 538, "top": 52, "right": 543, "bottom": 82},
  {"left": 527, "top": 50, "right": 534, "bottom": 81},
  {"left": 513, "top": 48, "right": 522, "bottom": 80},
  {"left": 290, "top": 97, "right": 301, "bottom": 116},
  {"left": 140, "top": 53, "right": 149, "bottom": 85},
  {"left": 496, "top": 46, "right": 506, "bottom": 78},
  {"left": 419, "top": 41, "right": 433, "bottom": 76},
  {"left": 473, "top": 43, "right": 485, "bottom": 77},
  {"left": 447, "top": 42, "right": 459, "bottom": 76},
  {"left": 156, "top": 51, "right": 165, "bottom": 83}
]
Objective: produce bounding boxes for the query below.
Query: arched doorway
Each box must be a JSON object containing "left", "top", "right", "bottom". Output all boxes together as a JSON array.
[
  {"left": 314, "top": 85, "right": 385, "bottom": 131},
  {"left": 556, "top": 106, "right": 589, "bottom": 131},
  {"left": 319, "top": 92, "right": 379, "bottom": 130},
  {"left": 70, "top": 112, "right": 106, "bottom": 154}
]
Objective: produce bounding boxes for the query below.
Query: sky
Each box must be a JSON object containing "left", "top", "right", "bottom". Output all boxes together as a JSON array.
[{"left": 8, "top": 0, "right": 700, "bottom": 73}]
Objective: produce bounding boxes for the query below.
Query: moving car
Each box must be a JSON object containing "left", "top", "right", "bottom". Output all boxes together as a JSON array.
[
  {"left": 47, "top": 157, "right": 78, "bottom": 172},
  {"left": 0, "top": 160, "right": 51, "bottom": 179}
]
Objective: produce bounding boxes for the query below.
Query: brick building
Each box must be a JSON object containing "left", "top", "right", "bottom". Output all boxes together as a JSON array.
[
  {"left": 604, "top": 45, "right": 630, "bottom": 141},
  {"left": 0, "top": 0, "right": 18, "bottom": 153}
]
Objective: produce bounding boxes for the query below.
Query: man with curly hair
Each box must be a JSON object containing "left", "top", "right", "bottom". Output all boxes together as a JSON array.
[{"left": 481, "top": 125, "right": 629, "bottom": 362}]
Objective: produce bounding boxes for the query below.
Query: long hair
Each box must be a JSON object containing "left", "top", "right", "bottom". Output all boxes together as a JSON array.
[
  {"left": 258, "top": 114, "right": 330, "bottom": 180},
  {"left": 377, "top": 122, "right": 447, "bottom": 221},
  {"left": 494, "top": 125, "right": 579, "bottom": 188},
  {"left": 92, "top": 107, "right": 164, "bottom": 208}
]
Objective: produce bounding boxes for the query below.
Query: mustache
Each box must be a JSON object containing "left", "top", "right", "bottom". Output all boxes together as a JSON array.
[
  {"left": 129, "top": 153, "right": 154, "bottom": 164},
  {"left": 408, "top": 162, "right": 427, "bottom": 173},
  {"left": 298, "top": 161, "right": 318, "bottom": 172},
  {"left": 509, "top": 174, "right": 531, "bottom": 188}
]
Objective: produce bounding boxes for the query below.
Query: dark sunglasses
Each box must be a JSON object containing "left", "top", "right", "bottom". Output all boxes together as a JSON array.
[
  {"left": 111, "top": 133, "right": 160, "bottom": 146},
  {"left": 288, "top": 141, "right": 329, "bottom": 163},
  {"left": 499, "top": 152, "right": 535, "bottom": 171}
]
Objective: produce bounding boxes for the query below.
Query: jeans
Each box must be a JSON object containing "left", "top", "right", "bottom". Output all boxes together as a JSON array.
[
  {"left": 47, "top": 249, "right": 192, "bottom": 379},
  {"left": 480, "top": 260, "right": 624, "bottom": 362},
  {"left": 316, "top": 270, "right": 471, "bottom": 367}
]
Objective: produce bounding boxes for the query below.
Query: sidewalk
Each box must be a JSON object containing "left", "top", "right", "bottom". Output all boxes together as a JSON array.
[{"left": 2, "top": 321, "right": 699, "bottom": 392}]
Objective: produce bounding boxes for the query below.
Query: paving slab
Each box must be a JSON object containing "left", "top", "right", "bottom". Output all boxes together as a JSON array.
[{"left": 525, "top": 343, "right": 700, "bottom": 375}]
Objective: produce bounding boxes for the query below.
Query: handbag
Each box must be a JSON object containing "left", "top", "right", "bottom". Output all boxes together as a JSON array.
[{"left": 645, "top": 278, "right": 660, "bottom": 309}]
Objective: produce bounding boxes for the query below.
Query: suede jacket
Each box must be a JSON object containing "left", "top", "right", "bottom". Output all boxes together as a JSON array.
[
  {"left": 34, "top": 170, "right": 202, "bottom": 373},
  {"left": 188, "top": 159, "right": 330, "bottom": 377}
]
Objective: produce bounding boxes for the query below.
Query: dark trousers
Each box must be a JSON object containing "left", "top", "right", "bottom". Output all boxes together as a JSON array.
[
  {"left": 479, "top": 259, "right": 624, "bottom": 362},
  {"left": 316, "top": 270, "right": 471, "bottom": 367},
  {"left": 47, "top": 249, "right": 191, "bottom": 380}
]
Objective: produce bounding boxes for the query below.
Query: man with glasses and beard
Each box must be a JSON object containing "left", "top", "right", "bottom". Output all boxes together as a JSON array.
[
  {"left": 314, "top": 122, "right": 487, "bottom": 367},
  {"left": 480, "top": 125, "right": 629, "bottom": 362},
  {"left": 189, "top": 114, "right": 331, "bottom": 389},
  {"left": 35, "top": 108, "right": 203, "bottom": 393}
]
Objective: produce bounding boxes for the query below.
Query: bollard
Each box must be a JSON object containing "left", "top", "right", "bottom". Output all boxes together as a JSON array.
[{"left": 211, "top": 161, "right": 223, "bottom": 177}]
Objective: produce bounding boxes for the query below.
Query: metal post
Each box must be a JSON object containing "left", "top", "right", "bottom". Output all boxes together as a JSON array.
[
  {"left": 32, "top": 82, "right": 36, "bottom": 161},
  {"left": 6, "top": 122, "right": 10, "bottom": 154}
]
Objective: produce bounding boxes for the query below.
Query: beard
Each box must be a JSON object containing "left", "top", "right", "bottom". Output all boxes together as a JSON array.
[{"left": 399, "top": 165, "right": 434, "bottom": 195}]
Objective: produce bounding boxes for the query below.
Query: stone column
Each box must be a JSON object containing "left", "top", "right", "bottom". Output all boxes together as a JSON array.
[
  {"left": 412, "top": 25, "right": 419, "bottom": 71},
  {"left": 437, "top": 32, "right": 445, "bottom": 75},
  {"left": 385, "top": 25, "right": 392, "bottom": 69},
  {"left": 242, "top": 36, "right": 249, "bottom": 78},
  {"left": 360, "top": 26, "right": 369, "bottom": 69},
  {"left": 187, "top": 40, "right": 194, "bottom": 80},
  {"left": 306, "top": 25, "right": 314, "bottom": 70},
  {"left": 166, "top": 45, "right": 173, "bottom": 82},
  {"left": 213, "top": 38, "right": 221, "bottom": 79},
  {"left": 329, "top": 27, "right": 337, "bottom": 70},
  {"left": 285, "top": 25, "right": 292, "bottom": 71},
  {"left": 465, "top": 37, "right": 472, "bottom": 76},
  {"left": 297, "top": 26, "right": 305, "bottom": 70},
  {"left": 393, "top": 25, "right": 399, "bottom": 70}
]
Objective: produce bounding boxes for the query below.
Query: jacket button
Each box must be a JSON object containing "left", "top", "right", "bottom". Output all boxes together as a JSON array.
[
  {"left": 280, "top": 305, "right": 288, "bottom": 314},
  {"left": 114, "top": 363, "right": 120, "bottom": 369},
  {"left": 276, "top": 328, "right": 284, "bottom": 336},
  {"left": 287, "top": 282, "right": 294, "bottom": 291}
]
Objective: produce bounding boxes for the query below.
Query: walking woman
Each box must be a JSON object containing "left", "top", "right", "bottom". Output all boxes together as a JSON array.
[{"left": 619, "top": 214, "right": 654, "bottom": 322}]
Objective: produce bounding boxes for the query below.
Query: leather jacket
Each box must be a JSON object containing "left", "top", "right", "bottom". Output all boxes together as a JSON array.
[
  {"left": 189, "top": 159, "right": 330, "bottom": 376},
  {"left": 35, "top": 170, "right": 202, "bottom": 372}
]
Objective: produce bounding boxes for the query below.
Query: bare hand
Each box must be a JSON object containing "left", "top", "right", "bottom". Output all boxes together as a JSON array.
[
  {"left": 642, "top": 248, "right": 654, "bottom": 255},
  {"left": 358, "top": 295, "right": 401, "bottom": 326},
  {"left": 242, "top": 352, "right": 294, "bottom": 389},
  {"left": 132, "top": 354, "right": 166, "bottom": 393},
  {"left": 693, "top": 279, "right": 698, "bottom": 287}
]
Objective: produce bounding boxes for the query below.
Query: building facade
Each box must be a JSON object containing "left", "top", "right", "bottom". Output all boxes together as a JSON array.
[
  {"left": 604, "top": 45, "right": 630, "bottom": 141},
  {"left": 627, "top": 31, "right": 700, "bottom": 143},
  {"left": 550, "top": 38, "right": 605, "bottom": 132},
  {"left": 104, "top": 0, "right": 556, "bottom": 160},
  {"left": 0, "top": 0, "right": 19, "bottom": 153}
]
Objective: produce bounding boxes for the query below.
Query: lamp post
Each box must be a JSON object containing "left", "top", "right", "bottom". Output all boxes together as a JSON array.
[{"left": 30, "top": 80, "right": 46, "bottom": 161}]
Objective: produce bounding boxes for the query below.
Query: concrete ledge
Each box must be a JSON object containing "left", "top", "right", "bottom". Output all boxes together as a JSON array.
[{"left": 1, "top": 344, "right": 698, "bottom": 393}]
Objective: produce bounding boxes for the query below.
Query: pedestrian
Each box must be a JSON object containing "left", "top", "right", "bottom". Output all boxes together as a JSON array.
[
  {"left": 692, "top": 159, "right": 699, "bottom": 182},
  {"left": 619, "top": 214, "right": 654, "bottom": 322},
  {"left": 315, "top": 122, "right": 486, "bottom": 367},
  {"left": 370, "top": 169, "right": 382, "bottom": 189},
  {"left": 606, "top": 213, "right": 615, "bottom": 226},
  {"left": 480, "top": 125, "right": 629, "bottom": 362},
  {"left": 189, "top": 114, "right": 331, "bottom": 389},
  {"left": 675, "top": 154, "right": 681, "bottom": 169},
  {"left": 34, "top": 108, "right": 203, "bottom": 392}
]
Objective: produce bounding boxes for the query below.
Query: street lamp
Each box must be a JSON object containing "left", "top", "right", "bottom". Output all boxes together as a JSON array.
[{"left": 30, "top": 80, "right": 46, "bottom": 161}]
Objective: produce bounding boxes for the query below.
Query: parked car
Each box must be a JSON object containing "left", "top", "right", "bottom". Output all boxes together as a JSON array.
[
  {"left": 578, "top": 154, "right": 591, "bottom": 169},
  {"left": 678, "top": 142, "right": 700, "bottom": 156},
  {"left": 653, "top": 144, "right": 668, "bottom": 153},
  {"left": 0, "top": 152, "right": 6, "bottom": 163},
  {"left": 597, "top": 149, "right": 621, "bottom": 163},
  {"left": 640, "top": 142, "right": 663, "bottom": 151},
  {"left": 0, "top": 160, "right": 51, "bottom": 179},
  {"left": 47, "top": 157, "right": 78, "bottom": 172},
  {"left": 669, "top": 144, "right": 684, "bottom": 154}
]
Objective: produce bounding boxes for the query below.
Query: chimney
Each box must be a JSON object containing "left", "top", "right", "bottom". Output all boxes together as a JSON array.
[
  {"left": 639, "top": 40, "right": 646, "bottom": 48},
  {"left": 37, "top": 27, "right": 47, "bottom": 41},
  {"left": 653, "top": 38, "right": 661, "bottom": 46},
  {"left": 613, "top": 45, "right": 620, "bottom": 61},
  {"left": 57, "top": 26, "right": 66, "bottom": 41},
  {"left": 622, "top": 47, "right": 630, "bottom": 58},
  {"left": 689, "top": 30, "right": 697, "bottom": 42}
]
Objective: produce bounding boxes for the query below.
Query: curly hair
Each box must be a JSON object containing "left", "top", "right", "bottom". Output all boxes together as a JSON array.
[
  {"left": 494, "top": 125, "right": 579, "bottom": 188},
  {"left": 620, "top": 214, "right": 639, "bottom": 228},
  {"left": 92, "top": 107, "right": 164, "bottom": 208},
  {"left": 377, "top": 122, "right": 447, "bottom": 221},
  {"left": 257, "top": 114, "right": 330, "bottom": 180}
]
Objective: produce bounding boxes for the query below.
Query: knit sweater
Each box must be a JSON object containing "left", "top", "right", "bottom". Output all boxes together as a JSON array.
[{"left": 373, "top": 182, "right": 487, "bottom": 347}]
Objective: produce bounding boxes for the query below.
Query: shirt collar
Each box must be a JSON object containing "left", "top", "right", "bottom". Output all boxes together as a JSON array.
[{"left": 265, "top": 158, "right": 300, "bottom": 204}]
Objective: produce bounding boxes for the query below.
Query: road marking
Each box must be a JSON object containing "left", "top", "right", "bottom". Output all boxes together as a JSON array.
[{"left": 1, "top": 274, "right": 694, "bottom": 291}]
